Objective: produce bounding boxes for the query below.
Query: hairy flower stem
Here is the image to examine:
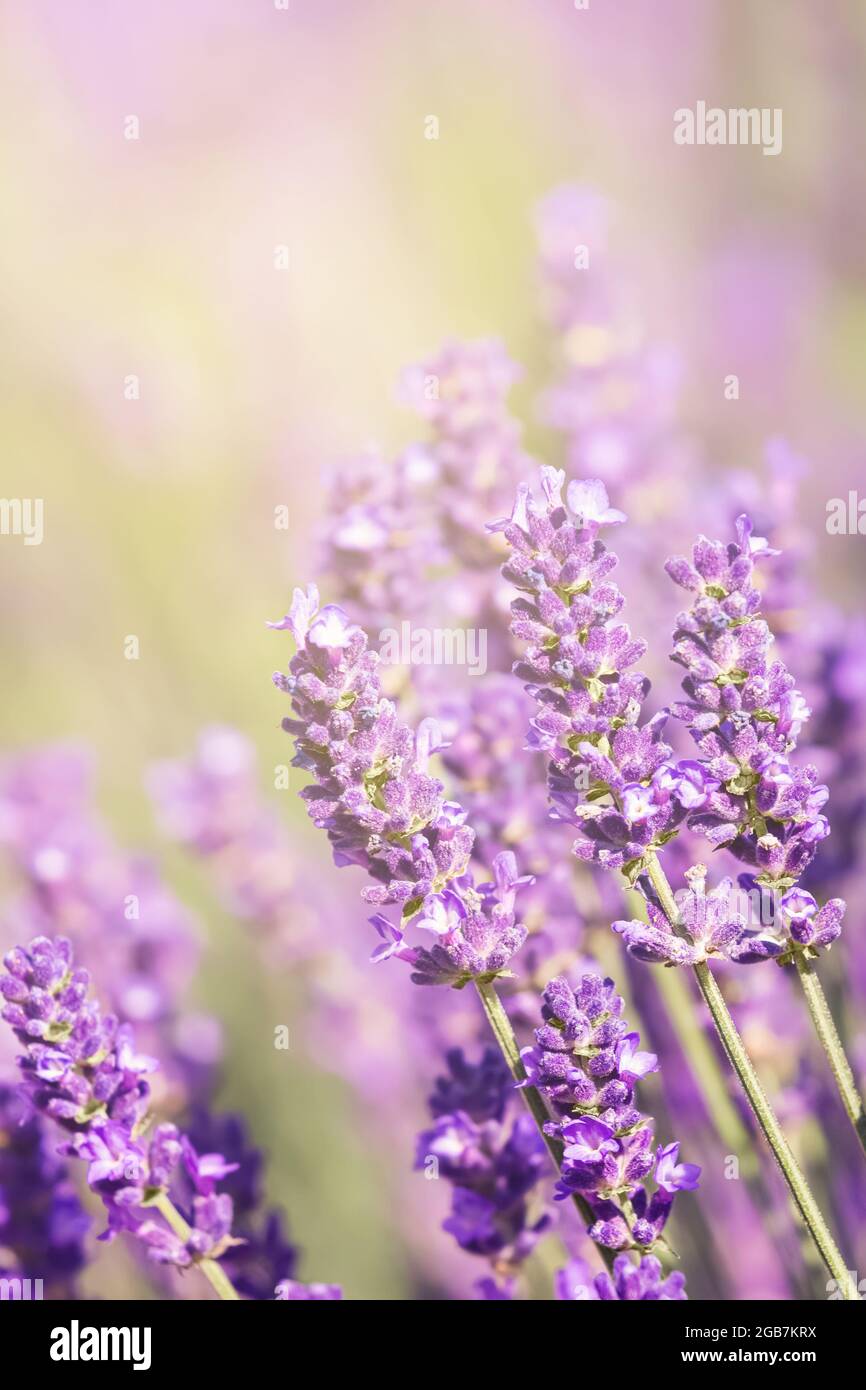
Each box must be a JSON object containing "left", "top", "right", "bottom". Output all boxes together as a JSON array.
[
  {"left": 621, "top": 886, "right": 761, "bottom": 1183},
  {"left": 611, "top": 895, "right": 816, "bottom": 1296},
  {"left": 154, "top": 1194, "right": 240, "bottom": 1301},
  {"left": 654, "top": 968, "right": 821, "bottom": 1293},
  {"left": 794, "top": 954, "right": 866, "bottom": 1157},
  {"left": 644, "top": 853, "right": 856, "bottom": 1297},
  {"left": 474, "top": 978, "right": 616, "bottom": 1273}
]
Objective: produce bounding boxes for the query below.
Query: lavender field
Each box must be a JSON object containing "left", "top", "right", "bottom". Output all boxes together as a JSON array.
[{"left": 2, "top": 1, "right": 866, "bottom": 1312}]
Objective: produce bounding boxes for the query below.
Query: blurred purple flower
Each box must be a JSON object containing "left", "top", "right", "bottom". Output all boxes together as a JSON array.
[
  {"left": 556, "top": 1253, "right": 686, "bottom": 1301},
  {"left": 416, "top": 1049, "right": 549, "bottom": 1271}
]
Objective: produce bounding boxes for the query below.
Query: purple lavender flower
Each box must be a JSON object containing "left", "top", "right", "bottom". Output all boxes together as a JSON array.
[
  {"left": 147, "top": 726, "right": 311, "bottom": 957},
  {"left": 0, "top": 935, "right": 239, "bottom": 1277},
  {"left": 323, "top": 340, "right": 533, "bottom": 637},
  {"left": 0, "top": 936, "right": 154, "bottom": 1134},
  {"left": 615, "top": 1032, "right": 660, "bottom": 1084},
  {"left": 324, "top": 350, "right": 586, "bottom": 985},
  {"left": 276, "top": 1280, "right": 343, "bottom": 1300},
  {"left": 181, "top": 1135, "right": 240, "bottom": 1193},
  {"left": 138, "top": 1190, "right": 235, "bottom": 1268},
  {"left": 521, "top": 972, "right": 698, "bottom": 1252},
  {"left": 0, "top": 746, "right": 216, "bottom": 1096},
  {"left": 556, "top": 1253, "right": 687, "bottom": 1301},
  {"left": 416, "top": 1048, "right": 549, "bottom": 1273},
  {"left": 560, "top": 1115, "right": 619, "bottom": 1163},
  {"left": 655, "top": 1142, "right": 702, "bottom": 1194},
  {"left": 271, "top": 587, "right": 529, "bottom": 984},
  {"left": 665, "top": 516, "right": 846, "bottom": 951},
  {"left": 0, "top": 1083, "right": 90, "bottom": 1293},
  {"left": 428, "top": 1045, "right": 512, "bottom": 1123},
  {"left": 161, "top": 1109, "right": 305, "bottom": 1299},
  {"left": 613, "top": 864, "right": 785, "bottom": 967},
  {"left": 777, "top": 889, "right": 845, "bottom": 951},
  {"left": 271, "top": 586, "right": 471, "bottom": 898},
  {"left": 666, "top": 522, "right": 821, "bottom": 865},
  {"left": 493, "top": 467, "right": 686, "bottom": 880},
  {"left": 399, "top": 854, "right": 531, "bottom": 987}
]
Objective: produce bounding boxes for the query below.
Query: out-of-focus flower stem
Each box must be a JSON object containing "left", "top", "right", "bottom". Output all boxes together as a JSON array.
[
  {"left": 153, "top": 1194, "right": 241, "bottom": 1301},
  {"left": 794, "top": 954, "right": 866, "bottom": 1157},
  {"left": 474, "top": 978, "right": 616, "bottom": 1273},
  {"left": 645, "top": 852, "right": 856, "bottom": 1297}
]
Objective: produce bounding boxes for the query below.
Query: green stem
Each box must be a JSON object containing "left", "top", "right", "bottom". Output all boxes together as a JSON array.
[
  {"left": 644, "top": 853, "right": 856, "bottom": 1299},
  {"left": 624, "top": 886, "right": 762, "bottom": 1183},
  {"left": 154, "top": 1193, "right": 240, "bottom": 1301},
  {"left": 794, "top": 953, "right": 866, "bottom": 1156},
  {"left": 616, "top": 887, "right": 819, "bottom": 1294},
  {"left": 475, "top": 977, "right": 618, "bottom": 1273}
]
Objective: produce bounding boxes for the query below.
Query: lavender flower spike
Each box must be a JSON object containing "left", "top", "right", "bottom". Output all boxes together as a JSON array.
[
  {"left": 493, "top": 467, "right": 686, "bottom": 881},
  {"left": 665, "top": 516, "right": 834, "bottom": 903},
  {"left": 556, "top": 1253, "right": 686, "bottom": 1301},
  {"left": 521, "top": 972, "right": 698, "bottom": 1254},
  {"left": 0, "top": 1084, "right": 90, "bottom": 1294},
  {"left": 415, "top": 1047, "right": 549, "bottom": 1286},
  {"left": 270, "top": 588, "right": 529, "bottom": 985},
  {"left": 0, "top": 935, "right": 240, "bottom": 1299},
  {"left": 613, "top": 864, "right": 786, "bottom": 967},
  {"left": 276, "top": 1280, "right": 343, "bottom": 1300},
  {"left": 664, "top": 519, "right": 866, "bottom": 1155},
  {"left": 496, "top": 472, "right": 858, "bottom": 1286}
]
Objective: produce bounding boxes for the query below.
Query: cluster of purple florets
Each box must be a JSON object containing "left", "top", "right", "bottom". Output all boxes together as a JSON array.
[
  {"left": 0, "top": 935, "right": 239, "bottom": 1271},
  {"left": 662, "top": 518, "right": 845, "bottom": 954},
  {"left": 491, "top": 468, "right": 688, "bottom": 878},
  {"left": 271, "top": 586, "right": 531, "bottom": 986},
  {"left": 556, "top": 1252, "right": 686, "bottom": 1301},
  {"left": 498, "top": 469, "right": 846, "bottom": 964},
  {"left": 521, "top": 973, "right": 699, "bottom": 1251},
  {"left": 416, "top": 1047, "right": 549, "bottom": 1296},
  {"left": 0, "top": 1082, "right": 90, "bottom": 1292}
]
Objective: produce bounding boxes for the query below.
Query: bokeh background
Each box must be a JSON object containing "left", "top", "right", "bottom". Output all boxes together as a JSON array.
[{"left": 2, "top": 0, "right": 865, "bottom": 1299}]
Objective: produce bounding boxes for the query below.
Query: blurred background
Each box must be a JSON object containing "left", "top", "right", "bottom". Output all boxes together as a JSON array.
[{"left": 1, "top": 0, "right": 865, "bottom": 1299}]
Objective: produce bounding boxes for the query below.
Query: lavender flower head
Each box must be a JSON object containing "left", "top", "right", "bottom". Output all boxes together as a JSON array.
[
  {"left": 665, "top": 517, "right": 846, "bottom": 953},
  {"left": 428, "top": 1045, "right": 513, "bottom": 1123},
  {"left": 270, "top": 586, "right": 530, "bottom": 985},
  {"left": 492, "top": 468, "right": 687, "bottom": 879},
  {"left": 415, "top": 1047, "right": 548, "bottom": 1279},
  {"left": 0, "top": 935, "right": 239, "bottom": 1274},
  {"left": 323, "top": 340, "right": 533, "bottom": 635},
  {"left": 521, "top": 972, "right": 698, "bottom": 1254},
  {"left": 276, "top": 1280, "right": 343, "bottom": 1300},
  {"left": 182, "top": 1107, "right": 298, "bottom": 1300},
  {"left": 0, "top": 1083, "right": 90, "bottom": 1292},
  {"left": 0, "top": 745, "right": 216, "bottom": 1095},
  {"left": 556, "top": 1253, "right": 686, "bottom": 1301},
  {"left": 613, "top": 864, "right": 787, "bottom": 967},
  {"left": 148, "top": 725, "right": 317, "bottom": 961}
]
